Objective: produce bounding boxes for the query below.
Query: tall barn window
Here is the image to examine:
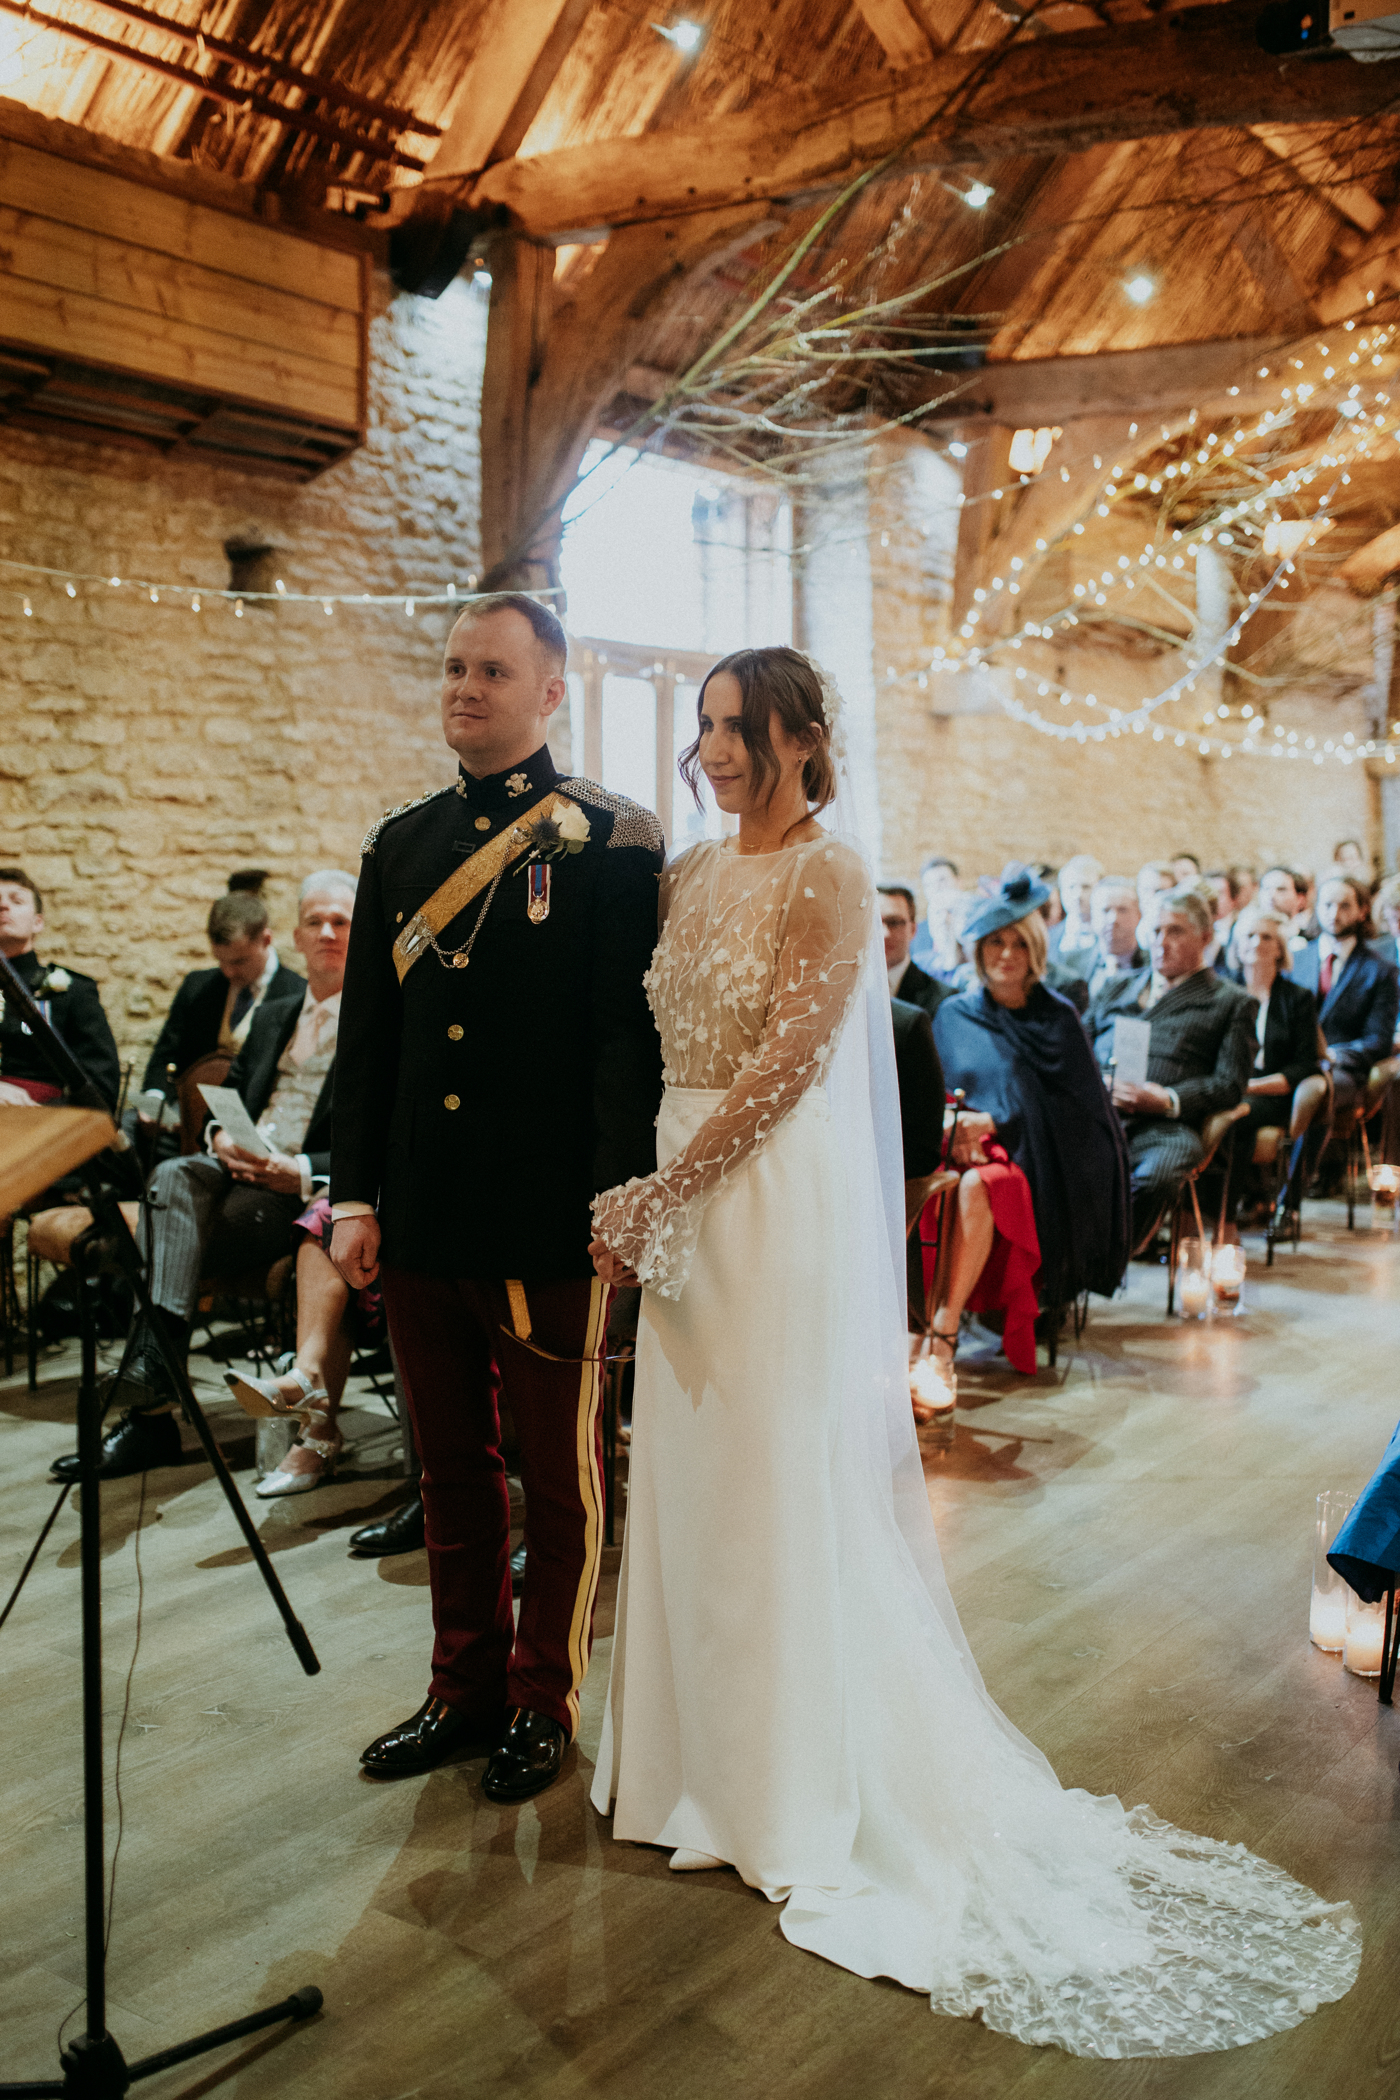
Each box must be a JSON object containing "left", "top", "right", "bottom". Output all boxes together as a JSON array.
[{"left": 560, "top": 443, "right": 792, "bottom": 849}]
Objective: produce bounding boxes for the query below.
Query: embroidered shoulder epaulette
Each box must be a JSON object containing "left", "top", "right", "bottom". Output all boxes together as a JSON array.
[
  {"left": 360, "top": 785, "right": 454, "bottom": 856},
  {"left": 557, "top": 778, "right": 665, "bottom": 853}
]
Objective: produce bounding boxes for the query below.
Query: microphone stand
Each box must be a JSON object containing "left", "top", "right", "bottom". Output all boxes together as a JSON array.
[{"left": 0, "top": 955, "right": 322, "bottom": 2097}]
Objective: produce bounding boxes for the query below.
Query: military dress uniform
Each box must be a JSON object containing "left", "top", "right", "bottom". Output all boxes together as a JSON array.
[
  {"left": 331, "top": 742, "right": 664, "bottom": 1746},
  {"left": 1, "top": 949, "right": 121, "bottom": 1108}
]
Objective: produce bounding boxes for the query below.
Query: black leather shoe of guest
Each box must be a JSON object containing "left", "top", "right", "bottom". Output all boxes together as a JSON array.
[
  {"left": 481, "top": 1708, "right": 568, "bottom": 1803},
  {"left": 360, "top": 1695, "right": 504, "bottom": 1777},
  {"left": 348, "top": 1496, "right": 425, "bottom": 1557},
  {"left": 50, "top": 1406, "right": 183, "bottom": 1483}
]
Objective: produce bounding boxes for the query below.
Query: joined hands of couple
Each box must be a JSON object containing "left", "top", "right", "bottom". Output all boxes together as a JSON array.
[{"left": 322, "top": 1213, "right": 640, "bottom": 1294}]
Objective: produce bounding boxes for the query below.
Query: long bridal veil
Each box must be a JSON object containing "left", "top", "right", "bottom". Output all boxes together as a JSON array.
[{"left": 769, "top": 671, "right": 1360, "bottom": 2054}]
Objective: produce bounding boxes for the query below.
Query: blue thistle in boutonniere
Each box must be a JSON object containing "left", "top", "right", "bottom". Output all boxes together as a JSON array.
[{"left": 513, "top": 800, "right": 591, "bottom": 868}]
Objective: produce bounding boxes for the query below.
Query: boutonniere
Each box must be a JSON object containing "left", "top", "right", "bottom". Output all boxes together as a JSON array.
[
  {"left": 42, "top": 967, "right": 71, "bottom": 992},
  {"left": 513, "top": 800, "right": 591, "bottom": 867}
]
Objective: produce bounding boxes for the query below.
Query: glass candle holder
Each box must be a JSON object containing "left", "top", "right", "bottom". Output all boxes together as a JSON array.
[
  {"left": 1210, "top": 1242, "right": 1246, "bottom": 1311},
  {"left": 1368, "top": 1164, "right": 1400, "bottom": 1206},
  {"left": 1175, "top": 1237, "right": 1210, "bottom": 1319},
  {"left": 909, "top": 1337, "right": 956, "bottom": 1446},
  {"left": 1309, "top": 1489, "right": 1355, "bottom": 1652},
  {"left": 1344, "top": 1593, "right": 1387, "bottom": 1678}
]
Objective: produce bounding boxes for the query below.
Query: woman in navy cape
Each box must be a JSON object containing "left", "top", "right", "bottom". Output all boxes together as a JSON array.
[{"left": 933, "top": 867, "right": 1132, "bottom": 1314}]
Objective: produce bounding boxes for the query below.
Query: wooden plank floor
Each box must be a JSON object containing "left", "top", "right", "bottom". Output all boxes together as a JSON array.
[{"left": 3, "top": 1206, "right": 1399, "bottom": 2099}]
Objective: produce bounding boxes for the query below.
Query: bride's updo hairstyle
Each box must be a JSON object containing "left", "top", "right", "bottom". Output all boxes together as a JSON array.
[{"left": 678, "top": 647, "right": 837, "bottom": 822}]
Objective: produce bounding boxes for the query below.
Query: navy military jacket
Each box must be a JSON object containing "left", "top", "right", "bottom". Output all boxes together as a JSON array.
[{"left": 331, "top": 742, "right": 665, "bottom": 1278}]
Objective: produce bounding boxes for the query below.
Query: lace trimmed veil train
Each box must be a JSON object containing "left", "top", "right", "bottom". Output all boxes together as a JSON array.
[{"left": 588, "top": 755, "right": 1359, "bottom": 2057}]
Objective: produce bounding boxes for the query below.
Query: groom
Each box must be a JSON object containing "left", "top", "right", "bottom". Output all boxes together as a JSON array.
[{"left": 331, "top": 593, "right": 663, "bottom": 1799}]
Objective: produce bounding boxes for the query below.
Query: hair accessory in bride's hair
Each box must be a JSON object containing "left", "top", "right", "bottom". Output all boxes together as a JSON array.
[{"left": 800, "top": 654, "right": 849, "bottom": 769}]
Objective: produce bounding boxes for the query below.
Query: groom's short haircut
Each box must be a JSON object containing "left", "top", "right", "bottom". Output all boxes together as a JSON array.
[{"left": 454, "top": 592, "right": 567, "bottom": 674}]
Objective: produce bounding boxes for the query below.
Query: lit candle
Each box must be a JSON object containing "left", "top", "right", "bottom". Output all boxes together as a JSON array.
[
  {"left": 1309, "top": 1587, "right": 1348, "bottom": 1651},
  {"left": 1344, "top": 1599, "right": 1387, "bottom": 1677},
  {"left": 910, "top": 1358, "right": 955, "bottom": 1414},
  {"left": 1369, "top": 1164, "right": 1400, "bottom": 1204},
  {"left": 1211, "top": 1243, "right": 1246, "bottom": 1305},
  {"left": 1178, "top": 1265, "right": 1210, "bottom": 1317}
]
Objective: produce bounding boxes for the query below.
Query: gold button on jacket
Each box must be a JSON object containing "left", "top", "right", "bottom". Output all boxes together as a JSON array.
[
  {"left": 474, "top": 816, "right": 491, "bottom": 831},
  {"left": 447, "top": 1024, "right": 463, "bottom": 1041},
  {"left": 444, "top": 1093, "right": 460, "bottom": 1111}
]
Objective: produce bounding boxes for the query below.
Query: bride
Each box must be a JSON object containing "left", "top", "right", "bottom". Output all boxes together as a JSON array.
[{"left": 586, "top": 646, "right": 1358, "bottom": 2058}]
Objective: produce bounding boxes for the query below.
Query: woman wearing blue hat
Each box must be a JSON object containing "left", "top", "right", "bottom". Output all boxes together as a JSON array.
[{"left": 930, "top": 863, "right": 1132, "bottom": 1379}]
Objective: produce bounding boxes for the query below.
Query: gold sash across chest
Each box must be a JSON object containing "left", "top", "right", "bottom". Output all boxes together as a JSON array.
[{"left": 392, "top": 791, "right": 563, "bottom": 984}]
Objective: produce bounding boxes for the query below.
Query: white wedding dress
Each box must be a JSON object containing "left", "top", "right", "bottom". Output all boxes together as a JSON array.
[{"left": 589, "top": 834, "right": 1359, "bottom": 2058}]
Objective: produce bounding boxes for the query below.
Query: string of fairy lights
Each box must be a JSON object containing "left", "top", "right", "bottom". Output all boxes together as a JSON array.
[
  {"left": 879, "top": 308, "right": 1400, "bottom": 769},
  {"left": 0, "top": 559, "right": 563, "bottom": 618},
  {"left": 4, "top": 311, "right": 1397, "bottom": 769}
]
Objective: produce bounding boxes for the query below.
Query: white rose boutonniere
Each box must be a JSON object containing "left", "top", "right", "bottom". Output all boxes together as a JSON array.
[
  {"left": 514, "top": 799, "right": 591, "bottom": 867},
  {"left": 44, "top": 967, "right": 72, "bottom": 992}
]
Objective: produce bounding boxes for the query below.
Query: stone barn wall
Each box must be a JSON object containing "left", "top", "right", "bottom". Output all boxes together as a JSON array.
[{"left": 0, "top": 270, "right": 491, "bottom": 1079}]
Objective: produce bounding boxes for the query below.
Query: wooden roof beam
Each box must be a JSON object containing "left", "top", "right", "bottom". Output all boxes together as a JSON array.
[
  {"left": 855, "top": 0, "right": 938, "bottom": 67},
  {"left": 469, "top": 2, "right": 1400, "bottom": 239},
  {"left": 422, "top": 0, "right": 596, "bottom": 188},
  {"left": 883, "top": 333, "right": 1291, "bottom": 426}
]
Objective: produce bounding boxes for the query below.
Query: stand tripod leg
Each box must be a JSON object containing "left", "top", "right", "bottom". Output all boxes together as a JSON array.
[{"left": 138, "top": 1296, "right": 320, "bottom": 1679}]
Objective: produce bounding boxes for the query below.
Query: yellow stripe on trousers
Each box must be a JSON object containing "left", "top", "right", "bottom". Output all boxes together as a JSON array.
[{"left": 564, "top": 1277, "right": 608, "bottom": 1740}]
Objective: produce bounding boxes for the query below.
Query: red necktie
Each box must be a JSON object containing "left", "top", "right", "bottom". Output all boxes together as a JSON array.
[{"left": 1319, "top": 950, "right": 1334, "bottom": 999}]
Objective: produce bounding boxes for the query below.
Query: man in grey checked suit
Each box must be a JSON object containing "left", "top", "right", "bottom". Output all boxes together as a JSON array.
[{"left": 1086, "top": 885, "right": 1256, "bottom": 1250}]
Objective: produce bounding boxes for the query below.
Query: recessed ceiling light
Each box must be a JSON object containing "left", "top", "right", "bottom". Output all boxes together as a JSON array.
[
  {"left": 655, "top": 18, "right": 703, "bottom": 51},
  {"left": 1124, "top": 274, "right": 1155, "bottom": 306}
]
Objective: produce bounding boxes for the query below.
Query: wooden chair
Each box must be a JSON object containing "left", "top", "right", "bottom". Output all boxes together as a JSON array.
[
  {"left": 1259, "top": 1066, "right": 1332, "bottom": 1264},
  {"left": 176, "top": 1050, "right": 233, "bottom": 1156},
  {"left": 1165, "top": 1103, "right": 1250, "bottom": 1314},
  {"left": 1340, "top": 1057, "right": 1399, "bottom": 1229},
  {"left": 24, "top": 1200, "right": 142, "bottom": 1389}
]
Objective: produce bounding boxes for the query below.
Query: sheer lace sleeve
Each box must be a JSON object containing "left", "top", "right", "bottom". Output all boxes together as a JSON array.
[{"left": 592, "top": 842, "right": 872, "bottom": 1297}]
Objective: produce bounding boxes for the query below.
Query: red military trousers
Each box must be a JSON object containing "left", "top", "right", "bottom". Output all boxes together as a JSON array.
[{"left": 380, "top": 1269, "right": 608, "bottom": 1739}]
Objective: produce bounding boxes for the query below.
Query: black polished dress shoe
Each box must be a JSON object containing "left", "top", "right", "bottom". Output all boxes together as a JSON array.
[
  {"left": 481, "top": 1708, "right": 568, "bottom": 1803},
  {"left": 50, "top": 1406, "right": 183, "bottom": 1483},
  {"left": 360, "top": 1695, "right": 504, "bottom": 1777},
  {"left": 510, "top": 1541, "right": 527, "bottom": 1596},
  {"left": 348, "top": 1495, "right": 424, "bottom": 1557}
]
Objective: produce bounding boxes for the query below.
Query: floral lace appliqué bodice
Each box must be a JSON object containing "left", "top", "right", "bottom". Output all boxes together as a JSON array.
[{"left": 591, "top": 836, "right": 873, "bottom": 1297}]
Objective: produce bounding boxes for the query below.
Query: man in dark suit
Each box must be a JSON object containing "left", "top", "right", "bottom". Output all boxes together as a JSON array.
[
  {"left": 0, "top": 865, "right": 120, "bottom": 1109},
  {"left": 1293, "top": 871, "right": 1400, "bottom": 1152},
  {"left": 330, "top": 594, "right": 664, "bottom": 1803},
  {"left": 1085, "top": 876, "right": 1147, "bottom": 1005},
  {"left": 891, "top": 996, "right": 946, "bottom": 1327},
  {"left": 140, "top": 881, "right": 304, "bottom": 1097},
  {"left": 880, "top": 884, "right": 954, "bottom": 1023},
  {"left": 50, "top": 872, "right": 354, "bottom": 1484},
  {"left": 1086, "top": 885, "right": 1257, "bottom": 1249}
]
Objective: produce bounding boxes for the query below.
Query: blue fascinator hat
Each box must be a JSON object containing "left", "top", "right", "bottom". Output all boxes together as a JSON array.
[{"left": 961, "top": 862, "right": 1052, "bottom": 945}]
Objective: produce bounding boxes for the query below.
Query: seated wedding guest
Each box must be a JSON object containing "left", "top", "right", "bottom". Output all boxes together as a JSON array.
[
  {"left": 0, "top": 865, "right": 120, "bottom": 1111},
  {"left": 1203, "top": 871, "right": 1235, "bottom": 959},
  {"left": 1228, "top": 905, "right": 1323, "bottom": 1224},
  {"left": 1258, "top": 865, "right": 1310, "bottom": 952},
  {"left": 880, "top": 884, "right": 953, "bottom": 1022},
  {"left": 1292, "top": 872, "right": 1399, "bottom": 1143},
  {"left": 931, "top": 867, "right": 1131, "bottom": 1390},
  {"left": 1086, "top": 885, "right": 1256, "bottom": 1250},
  {"left": 1334, "top": 838, "right": 1369, "bottom": 879},
  {"left": 1370, "top": 873, "right": 1400, "bottom": 967},
  {"left": 1170, "top": 851, "right": 1202, "bottom": 885},
  {"left": 223, "top": 1197, "right": 384, "bottom": 1495},
  {"left": 910, "top": 855, "right": 963, "bottom": 976},
  {"left": 1136, "top": 859, "right": 1176, "bottom": 940},
  {"left": 1086, "top": 876, "right": 1145, "bottom": 1002},
  {"left": 50, "top": 871, "right": 355, "bottom": 1483},
  {"left": 1048, "top": 854, "right": 1102, "bottom": 968},
  {"left": 891, "top": 994, "right": 946, "bottom": 1224},
  {"left": 140, "top": 872, "right": 304, "bottom": 1098},
  {"left": 1227, "top": 864, "right": 1257, "bottom": 912}
]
